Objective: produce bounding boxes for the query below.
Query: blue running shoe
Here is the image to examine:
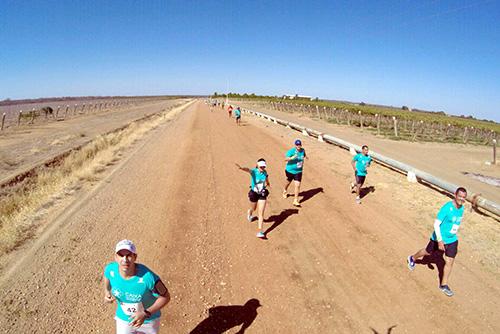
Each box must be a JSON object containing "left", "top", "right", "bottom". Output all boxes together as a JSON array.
[
  {"left": 439, "top": 285, "right": 454, "bottom": 297},
  {"left": 407, "top": 255, "right": 416, "bottom": 271},
  {"left": 247, "top": 210, "right": 253, "bottom": 222},
  {"left": 256, "top": 231, "right": 265, "bottom": 238}
]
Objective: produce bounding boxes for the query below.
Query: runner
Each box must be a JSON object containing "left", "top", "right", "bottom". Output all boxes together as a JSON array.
[
  {"left": 236, "top": 159, "right": 271, "bottom": 238},
  {"left": 350, "top": 145, "right": 372, "bottom": 204},
  {"left": 227, "top": 105, "right": 233, "bottom": 118},
  {"left": 104, "top": 240, "right": 170, "bottom": 334},
  {"left": 282, "top": 139, "right": 307, "bottom": 207},
  {"left": 407, "top": 187, "right": 467, "bottom": 297},
  {"left": 234, "top": 107, "right": 242, "bottom": 126}
]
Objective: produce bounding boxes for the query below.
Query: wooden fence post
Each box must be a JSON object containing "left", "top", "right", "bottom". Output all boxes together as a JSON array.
[
  {"left": 82, "top": 104, "right": 86, "bottom": 113},
  {"left": 30, "top": 108, "right": 36, "bottom": 124},
  {"left": 358, "top": 111, "right": 363, "bottom": 131},
  {"left": 393, "top": 117, "right": 398, "bottom": 137},
  {"left": 347, "top": 110, "right": 351, "bottom": 126},
  {"left": 18, "top": 110, "right": 22, "bottom": 126},
  {"left": 1, "top": 113, "right": 5, "bottom": 130},
  {"left": 65, "top": 105, "right": 69, "bottom": 118},
  {"left": 56, "top": 106, "right": 60, "bottom": 118},
  {"left": 376, "top": 114, "right": 380, "bottom": 135},
  {"left": 316, "top": 106, "right": 320, "bottom": 119},
  {"left": 493, "top": 139, "right": 497, "bottom": 165}
]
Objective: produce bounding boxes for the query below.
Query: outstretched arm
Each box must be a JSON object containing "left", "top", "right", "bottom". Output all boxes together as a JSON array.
[{"left": 235, "top": 163, "right": 251, "bottom": 174}]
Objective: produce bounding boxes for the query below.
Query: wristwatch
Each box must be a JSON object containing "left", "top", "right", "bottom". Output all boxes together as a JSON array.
[{"left": 144, "top": 310, "right": 151, "bottom": 319}]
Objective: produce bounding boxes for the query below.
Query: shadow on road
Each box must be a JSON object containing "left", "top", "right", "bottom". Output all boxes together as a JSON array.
[
  {"left": 298, "top": 187, "right": 324, "bottom": 204},
  {"left": 416, "top": 252, "right": 445, "bottom": 283},
  {"left": 189, "top": 299, "right": 261, "bottom": 334},
  {"left": 264, "top": 208, "right": 299, "bottom": 236},
  {"left": 370, "top": 324, "right": 397, "bottom": 333},
  {"left": 360, "top": 186, "right": 375, "bottom": 199}
]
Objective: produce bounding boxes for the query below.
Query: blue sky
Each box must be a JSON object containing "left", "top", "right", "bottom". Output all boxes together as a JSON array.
[{"left": 1, "top": 0, "right": 499, "bottom": 121}]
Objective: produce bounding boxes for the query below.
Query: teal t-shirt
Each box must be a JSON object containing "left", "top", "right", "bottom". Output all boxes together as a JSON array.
[
  {"left": 431, "top": 201, "right": 464, "bottom": 244},
  {"left": 285, "top": 148, "right": 306, "bottom": 174},
  {"left": 234, "top": 109, "right": 241, "bottom": 117},
  {"left": 353, "top": 153, "right": 371, "bottom": 176},
  {"left": 104, "top": 262, "right": 161, "bottom": 323},
  {"left": 250, "top": 168, "right": 268, "bottom": 193}
]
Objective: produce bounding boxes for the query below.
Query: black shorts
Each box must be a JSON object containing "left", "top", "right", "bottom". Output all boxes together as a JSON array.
[
  {"left": 354, "top": 172, "right": 366, "bottom": 185},
  {"left": 285, "top": 170, "right": 302, "bottom": 182},
  {"left": 236, "top": 115, "right": 241, "bottom": 120},
  {"left": 248, "top": 189, "right": 268, "bottom": 202},
  {"left": 425, "top": 239, "right": 458, "bottom": 258}
]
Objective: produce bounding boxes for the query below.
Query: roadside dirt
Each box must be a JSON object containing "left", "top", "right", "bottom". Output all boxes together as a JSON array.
[
  {"left": 234, "top": 101, "right": 500, "bottom": 203},
  {"left": 0, "top": 101, "right": 498, "bottom": 333}
]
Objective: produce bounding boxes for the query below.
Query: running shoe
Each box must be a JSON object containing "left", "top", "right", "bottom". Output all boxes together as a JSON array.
[
  {"left": 407, "top": 255, "right": 416, "bottom": 271},
  {"left": 282, "top": 190, "right": 288, "bottom": 199},
  {"left": 256, "top": 231, "right": 265, "bottom": 238},
  {"left": 247, "top": 210, "right": 253, "bottom": 222},
  {"left": 350, "top": 182, "right": 355, "bottom": 193},
  {"left": 439, "top": 285, "right": 454, "bottom": 297},
  {"left": 293, "top": 200, "right": 301, "bottom": 207},
  {"left": 355, "top": 196, "right": 361, "bottom": 204}
]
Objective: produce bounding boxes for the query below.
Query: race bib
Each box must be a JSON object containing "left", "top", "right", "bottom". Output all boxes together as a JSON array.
[
  {"left": 253, "top": 183, "right": 265, "bottom": 193},
  {"left": 296, "top": 161, "right": 303, "bottom": 168},
  {"left": 120, "top": 302, "right": 144, "bottom": 316},
  {"left": 450, "top": 224, "right": 460, "bottom": 234}
]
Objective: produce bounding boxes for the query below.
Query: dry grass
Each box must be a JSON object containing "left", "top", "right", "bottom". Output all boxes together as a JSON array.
[{"left": 0, "top": 102, "right": 190, "bottom": 255}]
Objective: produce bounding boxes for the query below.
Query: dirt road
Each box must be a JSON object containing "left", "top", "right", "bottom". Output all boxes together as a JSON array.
[{"left": 0, "top": 101, "right": 498, "bottom": 333}]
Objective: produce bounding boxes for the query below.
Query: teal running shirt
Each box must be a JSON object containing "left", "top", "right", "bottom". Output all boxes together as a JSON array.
[
  {"left": 353, "top": 153, "right": 371, "bottom": 176},
  {"left": 104, "top": 262, "right": 161, "bottom": 323},
  {"left": 250, "top": 168, "right": 268, "bottom": 193},
  {"left": 285, "top": 148, "right": 306, "bottom": 174},
  {"left": 431, "top": 201, "right": 464, "bottom": 244}
]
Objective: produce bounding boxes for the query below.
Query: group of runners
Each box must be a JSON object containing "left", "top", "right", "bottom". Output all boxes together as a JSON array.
[{"left": 103, "top": 100, "right": 468, "bottom": 333}]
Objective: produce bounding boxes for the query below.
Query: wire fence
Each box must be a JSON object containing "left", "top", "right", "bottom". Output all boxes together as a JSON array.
[
  {"left": 232, "top": 100, "right": 497, "bottom": 145},
  {"left": 0, "top": 97, "right": 170, "bottom": 131}
]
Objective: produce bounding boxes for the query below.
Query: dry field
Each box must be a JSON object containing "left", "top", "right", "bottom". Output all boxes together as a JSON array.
[{"left": 0, "top": 100, "right": 498, "bottom": 333}]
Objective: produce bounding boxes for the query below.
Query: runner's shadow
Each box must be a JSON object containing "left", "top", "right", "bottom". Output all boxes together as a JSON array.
[
  {"left": 360, "top": 186, "right": 375, "bottom": 199},
  {"left": 189, "top": 299, "right": 261, "bottom": 334},
  {"left": 298, "top": 187, "right": 324, "bottom": 204},
  {"left": 264, "top": 209, "right": 299, "bottom": 236},
  {"left": 416, "top": 252, "right": 445, "bottom": 283},
  {"left": 370, "top": 325, "right": 397, "bottom": 333}
]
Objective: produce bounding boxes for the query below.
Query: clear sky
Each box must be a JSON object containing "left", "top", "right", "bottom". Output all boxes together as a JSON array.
[{"left": 1, "top": 0, "right": 499, "bottom": 121}]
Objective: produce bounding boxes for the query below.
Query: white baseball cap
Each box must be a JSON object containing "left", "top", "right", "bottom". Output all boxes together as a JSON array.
[
  {"left": 115, "top": 239, "right": 137, "bottom": 254},
  {"left": 257, "top": 160, "right": 266, "bottom": 167}
]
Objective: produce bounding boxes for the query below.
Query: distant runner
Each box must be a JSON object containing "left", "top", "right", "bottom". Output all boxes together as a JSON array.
[
  {"left": 283, "top": 139, "right": 307, "bottom": 207},
  {"left": 104, "top": 240, "right": 170, "bottom": 334},
  {"left": 236, "top": 159, "right": 271, "bottom": 238},
  {"left": 407, "top": 187, "right": 467, "bottom": 297},
  {"left": 350, "top": 145, "right": 372, "bottom": 204},
  {"left": 234, "top": 107, "right": 242, "bottom": 126},
  {"left": 228, "top": 105, "right": 233, "bottom": 118}
]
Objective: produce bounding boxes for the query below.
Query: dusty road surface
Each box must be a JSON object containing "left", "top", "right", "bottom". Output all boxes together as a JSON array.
[
  {"left": 233, "top": 101, "right": 500, "bottom": 203},
  {"left": 0, "top": 100, "right": 498, "bottom": 333}
]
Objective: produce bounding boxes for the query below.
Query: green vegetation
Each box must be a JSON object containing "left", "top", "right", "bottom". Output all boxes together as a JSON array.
[{"left": 214, "top": 92, "right": 500, "bottom": 133}]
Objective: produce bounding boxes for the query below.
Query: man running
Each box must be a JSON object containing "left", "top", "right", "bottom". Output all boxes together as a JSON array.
[
  {"left": 236, "top": 159, "right": 271, "bottom": 239},
  {"left": 407, "top": 187, "right": 467, "bottom": 297},
  {"left": 350, "top": 145, "right": 372, "bottom": 204},
  {"left": 227, "top": 105, "right": 233, "bottom": 118},
  {"left": 283, "top": 139, "right": 307, "bottom": 207},
  {"left": 104, "top": 240, "right": 170, "bottom": 333},
  {"left": 234, "top": 107, "right": 242, "bottom": 126}
]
